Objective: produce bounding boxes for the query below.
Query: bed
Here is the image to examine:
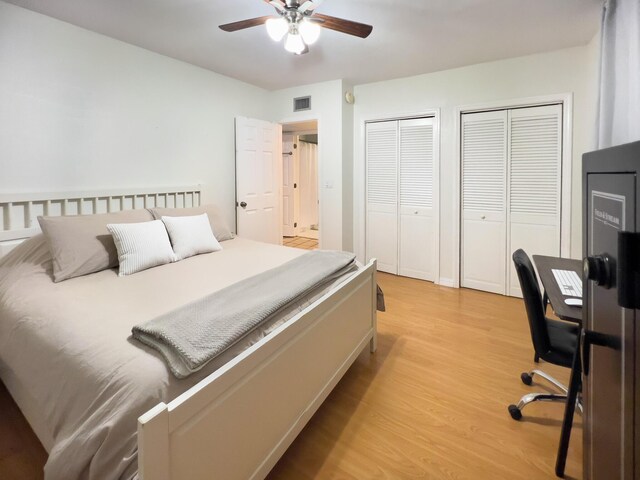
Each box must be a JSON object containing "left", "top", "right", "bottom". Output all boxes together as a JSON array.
[{"left": 0, "top": 187, "right": 377, "bottom": 480}]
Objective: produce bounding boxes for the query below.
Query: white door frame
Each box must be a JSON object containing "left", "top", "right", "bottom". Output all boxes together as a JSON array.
[
  {"left": 282, "top": 134, "right": 296, "bottom": 237},
  {"left": 355, "top": 108, "right": 441, "bottom": 284},
  {"left": 453, "top": 93, "right": 573, "bottom": 288},
  {"left": 279, "top": 115, "right": 321, "bottom": 248}
]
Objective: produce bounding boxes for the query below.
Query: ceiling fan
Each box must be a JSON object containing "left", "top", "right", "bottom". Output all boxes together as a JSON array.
[{"left": 219, "top": 0, "right": 373, "bottom": 55}]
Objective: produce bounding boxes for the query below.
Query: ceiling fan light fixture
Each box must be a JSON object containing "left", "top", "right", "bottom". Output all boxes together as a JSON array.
[
  {"left": 218, "top": 0, "right": 372, "bottom": 55},
  {"left": 299, "top": 19, "right": 321, "bottom": 45},
  {"left": 266, "top": 17, "right": 288, "bottom": 41},
  {"left": 284, "top": 31, "right": 305, "bottom": 54}
]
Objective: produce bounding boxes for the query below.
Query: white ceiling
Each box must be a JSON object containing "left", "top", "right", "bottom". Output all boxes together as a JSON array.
[{"left": 6, "top": 0, "right": 602, "bottom": 91}]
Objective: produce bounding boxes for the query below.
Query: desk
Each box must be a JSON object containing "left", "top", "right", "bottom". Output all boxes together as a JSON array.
[
  {"left": 533, "top": 254, "right": 583, "bottom": 476},
  {"left": 532, "top": 255, "right": 582, "bottom": 323}
]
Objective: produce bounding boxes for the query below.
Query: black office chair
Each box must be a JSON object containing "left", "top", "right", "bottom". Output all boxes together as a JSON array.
[
  {"left": 508, "top": 249, "right": 581, "bottom": 421},
  {"left": 535, "top": 286, "right": 551, "bottom": 363}
]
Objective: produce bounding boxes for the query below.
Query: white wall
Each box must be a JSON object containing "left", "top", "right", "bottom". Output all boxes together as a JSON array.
[
  {"left": 353, "top": 43, "right": 599, "bottom": 284},
  {"left": 342, "top": 82, "right": 355, "bottom": 252},
  {"left": 0, "top": 1, "right": 268, "bottom": 229},
  {"left": 0, "top": 0, "right": 600, "bottom": 268},
  {"left": 268, "top": 79, "right": 350, "bottom": 251}
]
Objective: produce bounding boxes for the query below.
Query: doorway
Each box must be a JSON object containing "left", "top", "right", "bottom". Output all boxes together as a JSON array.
[{"left": 281, "top": 120, "right": 319, "bottom": 250}]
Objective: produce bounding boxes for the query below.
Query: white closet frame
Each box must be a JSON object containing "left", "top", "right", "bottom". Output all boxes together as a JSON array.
[
  {"left": 451, "top": 93, "right": 573, "bottom": 289},
  {"left": 355, "top": 108, "right": 441, "bottom": 283}
]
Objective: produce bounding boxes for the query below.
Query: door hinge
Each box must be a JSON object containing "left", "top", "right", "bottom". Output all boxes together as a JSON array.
[
  {"left": 294, "top": 222, "right": 297, "bottom": 228},
  {"left": 294, "top": 183, "right": 297, "bottom": 188},
  {"left": 617, "top": 231, "right": 640, "bottom": 309}
]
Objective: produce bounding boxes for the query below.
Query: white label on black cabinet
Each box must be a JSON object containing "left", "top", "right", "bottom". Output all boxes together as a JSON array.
[{"left": 591, "top": 191, "right": 625, "bottom": 248}]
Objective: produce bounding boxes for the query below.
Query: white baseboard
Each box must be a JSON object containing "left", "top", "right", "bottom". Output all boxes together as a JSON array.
[{"left": 437, "top": 277, "right": 457, "bottom": 288}]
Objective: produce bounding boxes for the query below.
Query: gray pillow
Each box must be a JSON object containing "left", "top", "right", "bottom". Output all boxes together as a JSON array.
[
  {"left": 38, "top": 209, "right": 154, "bottom": 282},
  {"left": 149, "top": 205, "right": 234, "bottom": 241}
]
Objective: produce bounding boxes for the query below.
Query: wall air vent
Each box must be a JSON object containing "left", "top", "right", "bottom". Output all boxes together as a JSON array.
[{"left": 294, "top": 96, "right": 311, "bottom": 112}]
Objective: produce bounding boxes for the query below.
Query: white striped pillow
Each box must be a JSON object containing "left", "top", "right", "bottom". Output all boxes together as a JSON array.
[{"left": 107, "top": 220, "right": 176, "bottom": 276}]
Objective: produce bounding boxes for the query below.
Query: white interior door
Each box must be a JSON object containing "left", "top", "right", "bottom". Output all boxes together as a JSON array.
[
  {"left": 236, "top": 116, "right": 282, "bottom": 244},
  {"left": 461, "top": 110, "right": 508, "bottom": 295},
  {"left": 282, "top": 135, "right": 295, "bottom": 237},
  {"left": 398, "top": 118, "right": 436, "bottom": 281},
  {"left": 461, "top": 105, "right": 563, "bottom": 297},
  {"left": 507, "top": 105, "right": 562, "bottom": 296},
  {"left": 366, "top": 121, "right": 398, "bottom": 274}
]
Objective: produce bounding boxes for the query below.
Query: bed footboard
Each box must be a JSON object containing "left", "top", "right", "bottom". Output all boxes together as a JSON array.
[{"left": 138, "top": 259, "right": 377, "bottom": 480}]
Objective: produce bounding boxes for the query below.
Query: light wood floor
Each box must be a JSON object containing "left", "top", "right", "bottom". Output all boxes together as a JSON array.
[
  {"left": 0, "top": 382, "right": 47, "bottom": 479},
  {"left": 283, "top": 236, "right": 319, "bottom": 250},
  {"left": 268, "top": 273, "right": 582, "bottom": 479},
  {"left": 0, "top": 273, "right": 581, "bottom": 479}
]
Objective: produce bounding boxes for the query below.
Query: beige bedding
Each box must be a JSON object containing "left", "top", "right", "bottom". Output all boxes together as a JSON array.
[{"left": 0, "top": 235, "right": 357, "bottom": 479}]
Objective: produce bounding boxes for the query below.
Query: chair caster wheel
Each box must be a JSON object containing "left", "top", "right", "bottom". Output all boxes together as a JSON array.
[
  {"left": 521, "top": 372, "right": 533, "bottom": 386},
  {"left": 508, "top": 404, "right": 522, "bottom": 420}
]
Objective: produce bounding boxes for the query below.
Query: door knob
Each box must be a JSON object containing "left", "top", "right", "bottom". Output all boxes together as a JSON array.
[
  {"left": 583, "top": 254, "right": 614, "bottom": 289},
  {"left": 239, "top": 201, "right": 247, "bottom": 208},
  {"left": 481, "top": 215, "right": 486, "bottom": 220}
]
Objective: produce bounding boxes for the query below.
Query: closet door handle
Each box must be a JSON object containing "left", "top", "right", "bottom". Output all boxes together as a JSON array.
[
  {"left": 481, "top": 215, "right": 486, "bottom": 220},
  {"left": 581, "top": 329, "right": 620, "bottom": 376}
]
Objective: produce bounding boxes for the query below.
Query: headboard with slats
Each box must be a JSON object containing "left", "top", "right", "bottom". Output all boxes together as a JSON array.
[{"left": 0, "top": 185, "right": 201, "bottom": 257}]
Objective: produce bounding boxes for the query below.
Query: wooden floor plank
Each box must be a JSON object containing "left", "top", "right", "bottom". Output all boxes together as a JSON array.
[
  {"left": 0, "top": 272, "right": 581, "bottom": 479},
  {"left": 0, "top": 382, "right": 47, "bottom": 480},
  {"left": 267, "top": 273, "right": 582, "bottom": 480}
]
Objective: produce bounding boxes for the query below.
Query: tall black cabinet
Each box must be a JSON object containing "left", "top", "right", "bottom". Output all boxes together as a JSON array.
[{"left": 582, "top": 141, "right": 640, "bottom": 480}]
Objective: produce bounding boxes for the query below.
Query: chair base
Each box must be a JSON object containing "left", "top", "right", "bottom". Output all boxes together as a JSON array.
[{"left": 508, "top": 369, "right": 582, "bottom": 421}]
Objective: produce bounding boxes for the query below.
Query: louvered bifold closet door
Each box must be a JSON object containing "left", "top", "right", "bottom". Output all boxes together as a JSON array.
[
  {"left": 507, "top": 105, "right": 562, "bottom": 297},
  {"left": 398, "top": 118, "right": 435, "bottom": 280},
  {"left": 461, "top": 110, "right": 508, "bottom": 294},
  {"left": 366, "top": 121, "right": 398, "bottom": 273}
]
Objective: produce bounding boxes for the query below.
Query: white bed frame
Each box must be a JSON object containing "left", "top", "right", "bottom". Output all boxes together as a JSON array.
[
  {"left": 0, "top": 186, "right": 202, "bottom": 256},
  {"left": 0, "top": 187, "right": 377, "bottom": 480}
]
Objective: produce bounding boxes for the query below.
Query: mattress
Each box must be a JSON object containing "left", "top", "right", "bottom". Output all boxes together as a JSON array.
[{"left": 0, "top": 235, "right": 358, "bottom": 480}]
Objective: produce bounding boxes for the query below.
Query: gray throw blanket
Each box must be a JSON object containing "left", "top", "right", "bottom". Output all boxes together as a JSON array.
[{"left": 133, "top": 250, "right": 357, "bottom": 378}]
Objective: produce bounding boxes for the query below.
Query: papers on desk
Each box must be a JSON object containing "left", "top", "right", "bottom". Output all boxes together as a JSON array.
[{"left": 552, "top": 269, "right": 583, "bottom": 298}]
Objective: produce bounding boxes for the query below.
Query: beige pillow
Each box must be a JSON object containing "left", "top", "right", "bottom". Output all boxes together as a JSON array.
[
  {"left": 149, "top": 205, "right": 234, "bottom": 241},
  {"left": 38, "top": 209, "right": 154, "bottom": 282}
]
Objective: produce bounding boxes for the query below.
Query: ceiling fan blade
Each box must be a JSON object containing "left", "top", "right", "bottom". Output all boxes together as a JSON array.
[
  {"left": 219, "top": 16, "right": 272, "bottom": 32},
  {"left": 266, "top": 0, "right": 286, "bottom": 13},
  {"left": 298, "top": 0, "right": 322, "bottom": 14},
  {"left": 313, "top": 13, "right": 373, "bottom": 38}
]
